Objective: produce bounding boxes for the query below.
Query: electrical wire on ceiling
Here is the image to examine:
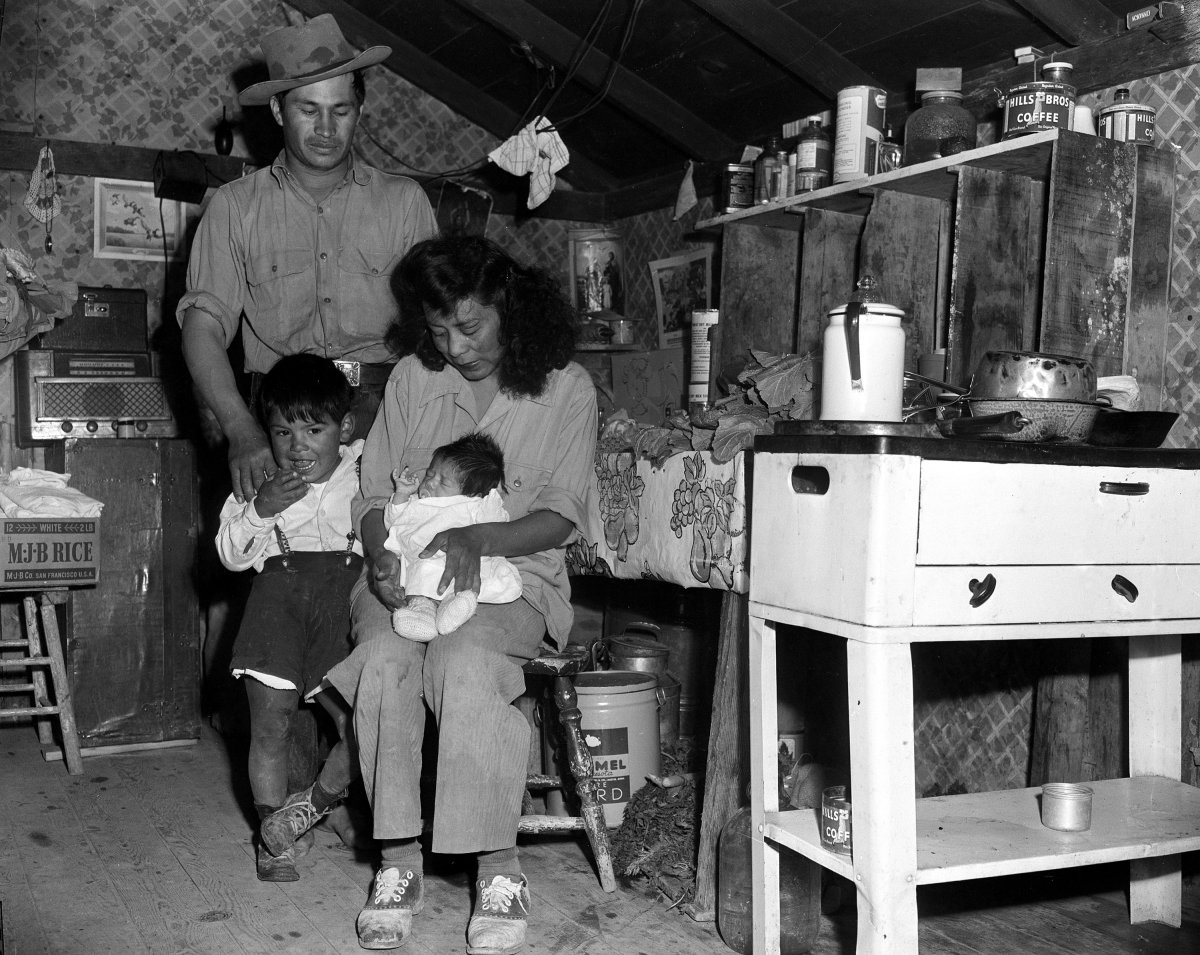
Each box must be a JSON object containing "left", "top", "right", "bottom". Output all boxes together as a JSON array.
[{"left": 358, "top": 0, "right": 644, "bottom": 186}]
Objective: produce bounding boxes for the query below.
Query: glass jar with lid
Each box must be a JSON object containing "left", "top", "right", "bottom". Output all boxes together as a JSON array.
[{"left": 902, "top": 90, "right": 976, "bottom": 165}]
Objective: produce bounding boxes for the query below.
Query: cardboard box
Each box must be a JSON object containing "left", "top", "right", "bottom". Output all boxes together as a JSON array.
[
  {"left": 0, "top": 518, "right": 101, "bottom": 588},
  {"left": 611, "top": 347, "right": 685, "bottom": 424}
]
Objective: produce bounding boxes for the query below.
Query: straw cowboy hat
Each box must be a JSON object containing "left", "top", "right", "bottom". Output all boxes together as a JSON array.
[{"left": 239, "top": 14, "right": 391, "bottom": 106}]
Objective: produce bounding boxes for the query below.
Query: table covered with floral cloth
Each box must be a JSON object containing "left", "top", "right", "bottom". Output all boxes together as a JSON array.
[{"left": 565, "top": 448, "right": 748, "bottom": 593}]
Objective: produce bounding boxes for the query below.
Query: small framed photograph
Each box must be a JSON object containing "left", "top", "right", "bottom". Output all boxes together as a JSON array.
[
  {"left": 569, "top": 228, "right": 624, "bottom": 318},
  {"left": 650, "top": 248, "right": 712, "bottom": 349},
  {"left": 93, "top": 178, "right": 190, "bottom": 261}
]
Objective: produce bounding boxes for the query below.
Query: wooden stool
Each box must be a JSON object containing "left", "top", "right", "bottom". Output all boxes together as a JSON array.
[
  {"left": 519, "top": 644, "right": 616, "bottom": 892},
  {"left": 0, "top": 592, "right": 84, "bottom": 775}
]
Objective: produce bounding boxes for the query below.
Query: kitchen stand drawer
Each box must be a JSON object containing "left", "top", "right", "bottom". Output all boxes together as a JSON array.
[
  {"left": 912, "top": 564, "right": 1200, "bottom": 626},
  {"left": 917, "top": 460, "right": 1198, "bottom": 566}
]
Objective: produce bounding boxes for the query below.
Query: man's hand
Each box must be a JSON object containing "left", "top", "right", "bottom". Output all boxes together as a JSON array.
[
  {"left": 252, "top": 467, "right": 308, "bottom": 519},
  {"left": 368, "top": 549, "right": 407, "bottom": 610},
  {"left": 228, "top": 426, "right": 275, "bottom": 504},
  {"left": 421, "top": 524, "right": 484, "bottom": 596}
]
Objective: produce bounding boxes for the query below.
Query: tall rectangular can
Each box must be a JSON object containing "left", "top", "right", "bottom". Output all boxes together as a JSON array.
[{"left": 834, "top": 86, "right": 887, "bottom": 183}]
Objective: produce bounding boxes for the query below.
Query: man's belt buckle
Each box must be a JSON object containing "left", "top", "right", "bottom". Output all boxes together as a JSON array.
[{"left": 334, "top": 359, "right": 361, "bottom": 387}]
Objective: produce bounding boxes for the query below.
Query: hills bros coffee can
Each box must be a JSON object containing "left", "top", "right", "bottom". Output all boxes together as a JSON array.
[{"left": 833, "top": 86, "right": 886, "bottom": 183}]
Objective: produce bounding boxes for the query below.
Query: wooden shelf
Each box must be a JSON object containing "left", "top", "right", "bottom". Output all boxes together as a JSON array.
[
  {"left": 696, "top": 128, "right": 1062, "bottom": 229},
  {"left": 765, "top": 775, "right": 1200, "bottom": 886}
]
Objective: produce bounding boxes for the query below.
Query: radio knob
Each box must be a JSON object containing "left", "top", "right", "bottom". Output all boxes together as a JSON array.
[
  {"left": 85, "top": 420, "right": 99, "bottom": 433},
  {"left": 60, "top": 421, "right": 73, "bottom": 433},
  {"left": 136, "top": 420, "right": 149, "bottom": 432}
]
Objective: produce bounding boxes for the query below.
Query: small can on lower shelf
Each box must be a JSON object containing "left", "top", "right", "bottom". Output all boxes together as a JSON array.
[
  {"left": 1040, "top": 782, "right": 1093, "bottom": 831},
  {"left": 821, "top": 785, "right": 853, "bottom": 854}
]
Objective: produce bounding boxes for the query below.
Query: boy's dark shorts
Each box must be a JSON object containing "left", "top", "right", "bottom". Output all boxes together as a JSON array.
[{"left": 230, "top": 552, "right": 364, "bottom": 695}]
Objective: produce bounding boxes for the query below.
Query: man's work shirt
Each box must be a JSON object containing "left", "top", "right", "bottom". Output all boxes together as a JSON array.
[{"left": 177, "top": 154, "right": 437, "bottom": 373}]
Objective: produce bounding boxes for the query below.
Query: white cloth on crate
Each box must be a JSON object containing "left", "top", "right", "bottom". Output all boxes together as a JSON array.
[
  {"left": 214, "top": 440, "right": 364, "bottom": 572},
  {"left": 0, "top": 468, "right": 103, "bottom": 518},
  {"left": 383, "top": 487, "right": 523, "bottom": 603},
  {"left": 487, "top": 115, "right": 569, "bottom": 210}
]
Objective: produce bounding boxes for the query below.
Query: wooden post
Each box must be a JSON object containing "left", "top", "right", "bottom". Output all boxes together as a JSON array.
[{"left": 685, "top": 590, "right": 746, "bottom": 921}]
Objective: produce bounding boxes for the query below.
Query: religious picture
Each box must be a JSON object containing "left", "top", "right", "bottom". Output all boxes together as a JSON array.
[{"left": 569, "top": 228, "right": 624, "bottom": 317}]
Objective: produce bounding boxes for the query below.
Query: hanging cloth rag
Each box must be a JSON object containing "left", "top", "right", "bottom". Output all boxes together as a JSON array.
[
  {"left": 488, "top": 116, "right": 570, "bottom": 209},
  {"left": 23, "top": 145, "right": 61, "bottom": 253},
  {"left": 673, "top": 160, "right": 698, "bottom": 221}
]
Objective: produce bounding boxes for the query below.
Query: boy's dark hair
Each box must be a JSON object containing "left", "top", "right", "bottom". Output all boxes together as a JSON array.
[
  {"left": 259, "top": 354, "right": 354, "bottom": 425},
  {"left": 431, "top": 432, "right": 506, "bottom": 497}
]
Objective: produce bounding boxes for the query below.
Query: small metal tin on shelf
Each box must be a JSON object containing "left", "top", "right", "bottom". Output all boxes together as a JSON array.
[
  {"left": 1098, "top": 89, "right": 1156, "bottom": 144},
  {"left": 1040, "top": 782, "right": 1093, "bottom": 831},
  {"left": 721, "top": 163, "right": 755, "bottom": 212}
]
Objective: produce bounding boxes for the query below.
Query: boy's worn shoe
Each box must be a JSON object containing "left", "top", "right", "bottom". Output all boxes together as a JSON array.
[
  {"left": 356, "top": 866, "right": 424, "bottom": 950},
  {"left": 261, "top": 784, "right": 334, "bottom": 856},
  {"left": 435, "top": 589, "right": 478, "bottom": 635},
  {"left": 256, "top": 842, "right": 299, "bottom": 882},
  {"left": 466, "top": 874, "right": 530, "bottom": 955},
  {"left": 392, "top": 596, "right": 438, "bottom": 642}
]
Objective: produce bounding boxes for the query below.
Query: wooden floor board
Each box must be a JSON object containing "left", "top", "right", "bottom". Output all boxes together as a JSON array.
[{"left": 2, "top": 721, "right": 1198, "bottom": 955}]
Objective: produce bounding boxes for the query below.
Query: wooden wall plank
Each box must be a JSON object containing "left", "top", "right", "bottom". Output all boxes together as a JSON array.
[
  {"left": 1039, "top": 134, "right": 1136, "bottom": 375},
  {"left": 859, "top": 190, "right": 946, "bottom": 370},
  {"left": 946, "top": 165, "right": 1038, "bottom": 385},
  {"left": 797, "top": 208, "right": 862, "bottom": 359},
  {"left": 1124, "top": 143, "right": 1177, "bottom": 409},
  {"left": 716, "top": 222, "right": 800, "bottom": 373}
]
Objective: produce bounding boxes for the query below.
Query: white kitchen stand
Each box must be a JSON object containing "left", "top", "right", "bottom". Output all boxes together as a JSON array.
[{"left": 748, "top": 436, "right": 1200, "bottom": 954}]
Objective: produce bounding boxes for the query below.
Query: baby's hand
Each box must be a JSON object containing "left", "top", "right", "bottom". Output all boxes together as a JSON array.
[{"left": 392, "top": 466, "right": 420, "bottom": 497}]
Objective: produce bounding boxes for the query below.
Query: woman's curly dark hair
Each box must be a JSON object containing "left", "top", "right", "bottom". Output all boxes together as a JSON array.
[{"left": 389, "top": 234, "right": 578, "bottom": 397}]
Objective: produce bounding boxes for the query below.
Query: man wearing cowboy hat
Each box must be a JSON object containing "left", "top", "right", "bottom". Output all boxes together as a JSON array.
[{"left": 177, "top": 13, "right": 437, "bottom": 506}]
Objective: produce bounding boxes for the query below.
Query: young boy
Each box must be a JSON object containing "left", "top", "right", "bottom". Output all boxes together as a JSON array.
[
  {"left": 215, "top": 354, "right": 363, "bottom": 882},
  {"left": 386, "top": 432, "right": 523, "bottom": 641}
]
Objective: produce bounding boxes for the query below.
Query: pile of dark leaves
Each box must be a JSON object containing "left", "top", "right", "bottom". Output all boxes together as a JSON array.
[{"left": 610, "top": 740, "right": 701, "bottom": 906}]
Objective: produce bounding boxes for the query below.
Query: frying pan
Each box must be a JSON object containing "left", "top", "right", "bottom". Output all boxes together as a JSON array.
[
  {"left": 776, "top": 411, "right": 1029, "bottom": 440},
  {"left": 1087, "top": 409, "right": 1180, "bottom": 448}
]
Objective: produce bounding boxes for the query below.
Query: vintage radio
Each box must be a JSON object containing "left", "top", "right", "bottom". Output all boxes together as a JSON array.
[{"left": 15, "top": 349, "right": 179, "bottom": 444}]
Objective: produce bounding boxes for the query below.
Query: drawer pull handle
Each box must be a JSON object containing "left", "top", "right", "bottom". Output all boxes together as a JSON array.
[
  {"left": 1099, "top": 481, "right": 1149, "bottom": 496},
  {"left": 1112, "top": 575, "right": 1139, "bottom": 603},
  {"left": 968, "top": 573, "right": 996, "bottom": 607},
  {"left": 790, "top": 466, "right": 829, "bottom": 495}
]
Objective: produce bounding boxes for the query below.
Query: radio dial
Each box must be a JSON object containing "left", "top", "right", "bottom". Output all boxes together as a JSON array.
[
  {"left": 85, "top": 420, "right": 99, "bottom": 433},
  {"left": 60, "top": 421, "right": 73, "bottom": 433}
]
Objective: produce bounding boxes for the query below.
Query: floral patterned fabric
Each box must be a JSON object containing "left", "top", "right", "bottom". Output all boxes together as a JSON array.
[{"left": 566, "top": 449, "right": 747, "bottom": 593}]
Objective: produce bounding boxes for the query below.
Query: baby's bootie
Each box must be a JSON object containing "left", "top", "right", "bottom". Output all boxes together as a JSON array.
[
  {"left": 436, "top": 590, "right": 478, "bottom": 634},
  {"left": 392, "top": 596, "right": 439, "bottom": 642}
]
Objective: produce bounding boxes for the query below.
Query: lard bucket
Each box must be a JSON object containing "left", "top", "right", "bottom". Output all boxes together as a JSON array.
[{"left": 575, "top": 671, "right": 661, "bottom": 826}]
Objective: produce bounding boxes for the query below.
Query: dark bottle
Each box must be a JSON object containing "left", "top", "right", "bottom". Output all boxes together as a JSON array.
[
  {"left": 903, "top": 89, "right": 976, "bottom": 165},
  {"left": 717, "top": 806, "right": 822, "bottom": 954},
  {"left": 794, "top": 116, "right": 831, "bottom": 192}
]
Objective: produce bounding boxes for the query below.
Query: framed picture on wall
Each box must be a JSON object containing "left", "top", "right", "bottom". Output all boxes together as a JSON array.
[
  {"left": 93, "top": 178, "right": 190, "bottom": 261},
  {"left": 650, "top": 248, "right": 712, "bottom": 349}
]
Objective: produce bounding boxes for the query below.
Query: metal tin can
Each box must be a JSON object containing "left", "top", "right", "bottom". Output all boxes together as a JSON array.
[
  {"left": 1001, "top": 61, "right": 1076, "bottom": 139},
  {"left": 721, "top": 163, "right": 754, "bottom": 213},
  {"left": 820, "top": 785, "right": 852, "bottom": 855},
  {"left": 1098, "top": 90, "right": 1156, "bottom": 144},
  {"left": 834, "top": 85, "right": 887, "bottom": 183}
]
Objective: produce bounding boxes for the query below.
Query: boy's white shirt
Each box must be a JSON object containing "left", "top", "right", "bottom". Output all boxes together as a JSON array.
[{"left": 215, "top": 439, "right": 365, "bottom": 573}]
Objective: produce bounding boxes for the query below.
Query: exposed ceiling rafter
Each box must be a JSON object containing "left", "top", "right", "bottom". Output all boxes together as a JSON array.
[
  {"left": 1010, "top": 0, "right": 1123, "bottom": 46},
  {"left": 451, "top": 0, "right": 739, "bottom": 161},
  {"left": 685, "top": 0, "right": 883, "bottom": 100},
  {"left": 286, "top": 0, "right": 619, "bottom": 191}
]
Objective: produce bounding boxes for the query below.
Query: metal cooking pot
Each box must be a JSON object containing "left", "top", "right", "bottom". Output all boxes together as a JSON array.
[
  {"left": 966, "top": 397, "right": 1101, "bottom": 442},
  {"left": 971, "top": 351, "right": 1097, "bottom": 402}
]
